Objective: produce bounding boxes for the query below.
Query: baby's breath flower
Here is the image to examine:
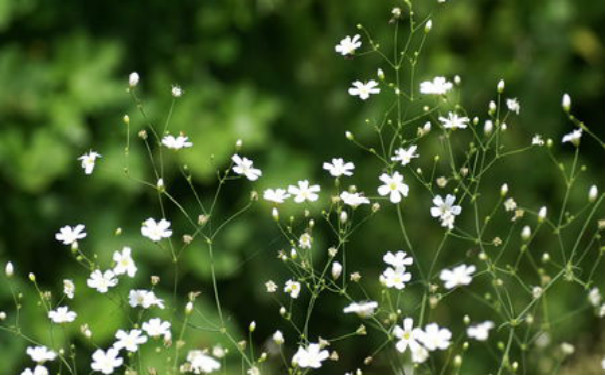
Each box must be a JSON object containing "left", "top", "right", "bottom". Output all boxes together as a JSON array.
[
  {"left": 521, "top": 225, "right": 531, "bottom": 241},
  {"left": 391, "top": 145, "right": 419, "bottom": 166},
  {"left": 288, "top": 180, "right": 320, "bottom": 203},
  {"left": 377, "top": 172, "right": 409, "bottom": 204},
  {"left": 55, "top": 224, "right": 86, "bottom": 246},
  {"left": 506, "top": 98, "right": 520, "bottom": 115},
  {"left": 142, "top": 318, "right": 171, "bottom": 337},
  {"left": 430, "top": 194, "right": 462, "bottom": 229},
  {"left": 335, "top": 34, "right": 362, "bottom": 56},
  {"left": 562, "top": 93, "right": 571, "bottom": 112},
  {"left": 467, "top": 321, "right": 494, "bottom": 341},
  {"left": 128, "top": 72, "right": 139, "bottom": 87},
  {"left": 114, "top": 329, "right": 147, "bottom": 353},
  {"left": 171, "top": 85, "right": 183, "bottom": 97},
  {"left": 162, "top": 134, "right": 192, "bottom": 150},
  {"left": 48, "top": 306, "right": 77, "bottom": 323},
  {"left": 532, "top": 134, "right": 545, "bottom": 146},
  {"left": 497, "top": 79, "right": 505, "bottom": 93},
  {"left": 440, "top": 264, "right": 475, "bottom": 289},
  {"left": 588, "top": 185, "right": 598, "bottom": 202},
  {"left": 265, "top": 280, "right": 277, "bottom": 293},
  {"left": 141, "top": 218, "right": 172, "bottom": 241},
  {"left": 232, "top": 154, "right": 262, "bottom": 181},
  {"left": 186, "top": 351, "right": 220, "bottom": 374},
  {"left": 343, "top": 301, "right": 378, "bottom": 318},
  {"left": 439, "top": 112, "right": 469, "bottom": 130},
  {"left": 284, "top": 279, "right": 301, "bottom": 299},
  {"left": 340, "top": 191, "right": 370, "bottom": 207},
  {"left": 298, "top": 233, "right": 312, "bottom": 249},
  {"left": 348, "top": 80, "right": 380, "bottom": 100},
  {"left": 562, "top": 128, "right": 582, "bottom": 146},
  {"left": 5, "top": 261, "right": 14, "bottom": 277},
  {"left": 78, "top": 151, "right": 102, "bottom": 175},
  {"left": 420, "top": 77, "right": 452, "bottom": 95},
  {"left": 27, "top": 346, "right": 57, "bottom": 364},
  {"left": 263, "top": 188, "right": 290, "bottom": 204},
  {"left": 87, "top": 270, "right": 118, "bottom": 293},
  {"left": 292, "top": 343, "right": 329, "bottom": 369},
  {"left": 113, "top": 246, "right": 137, "bottom": 278},
  {"left": 91, "top": 348, "right": 123, "bottom": 375},
  {"left": 273, "top": 330, "right": 284, "bottom": 345},
  {"left": 323, "top": 158, "right": 355, "bottom": 177}
]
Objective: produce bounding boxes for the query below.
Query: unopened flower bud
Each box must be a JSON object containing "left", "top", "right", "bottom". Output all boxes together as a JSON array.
[
  {"left": 235, "top": 139, "right": 243, "bottom": 150},
  {"left": 345, "top": 131, "right": 354, "bottom": 140},
  {"left": 340, "top": 211, "right": 348, "bottom": 224},
  {"left": 424, "top": 20, "right": 432, "bottom": 33},
  {"left": 500, "top": 183, "right": 508, "bottom": 196},
  {"left": 272, "top": 207, "right": 279, "bottom": 221},
  {"left": 377, "top": 68, "right": 385, "bottom": 81},
  {"left": 484, "top": 120, "right": 493, "bottom": 136},
  {"left": 28, "top": 272, "right": 36, "bottom": 282},
  {"left": 532, "top": 286, "right": 543, "bottom": 299},
  {"left": 588, "top": 185, "right": 598, "bottom": 203},
  {"left": 5, "top": 261, "right": 14, "bottom": 278},
  {"left": 129, "top": 72, "right": 139, "bottom": 87},
  {"left": 542, "top": 253, "right": 550, "bottom": 263},
  {"left": 273, "top": 330, "right": 284, "bottom": 345},
  {"left": 331, "top": 261, "right": 343, "bottom": 280},
  {"left": 454, "top": 75, "right": 461, "bottom": 85},
  {"left": 0, "top": 311, "right": 6, "bottom": 320},
  {"left": 463, "top": 314, "right": 470, "bottom": 325},
  {"left": 538, "top": 206, "right": 547, "bottom": 222},
  {"left": 249, "top": 321, "right": 256, "bottom": 333},
  {"left": 151, "top": 275, "right": 160, "bottom": 285},
  {"left": 123, "top": 115, "right": 130, "bottom": 125},
  {"left": 521, "top": 226, "right": 531, "bottom": 241},
  {"left": 454, "top": 355, "right": 462, "bottom": 367},
  {"left": 488, "top": 100, "right": 497, "bottom": 115},
  {"left": 185, "top": 301, "right": 193, "bottom": 314},
  {"left": 562, "top": 94, "right": 571, "bottom": 112},
  {"left": 497, "top": 79, "right": 505, "bottom": 93}
]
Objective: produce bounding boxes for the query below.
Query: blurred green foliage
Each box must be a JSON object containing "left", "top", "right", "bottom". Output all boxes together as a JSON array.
[{"left": 0, "top": 0, "right": 603, "bottom": 373}]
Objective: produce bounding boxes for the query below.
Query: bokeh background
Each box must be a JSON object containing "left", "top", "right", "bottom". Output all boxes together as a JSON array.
[{"left": 1, "top": 0, "right": 604, "bottom": 373}]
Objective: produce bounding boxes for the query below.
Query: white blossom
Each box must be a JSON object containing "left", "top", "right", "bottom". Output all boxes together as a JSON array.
[
  {"left": 420, "top": 77, "right": 453, "bottom": 95},
  {"left": 439, "top": 112, "right": 469, "bottom": 129},
  {"left": 91, "top": 348, "right": 123, "bottom": 374},
  {"left": 112, "top": 246, "right": 137, "bottom": 278},
  {"left": 348, "top": 80, "right": 380, "bottom": 100},
  {"left": 141, "top": 218, "right": 172, "bottom": 241},
  {"left": 113, "top": 329, "right": 147, "bottom": 353},
  {"left": 263, "top": 189, "right": 290, "bottom": 204},
  {"left": 78, "top": 151, "right": 102, "bottom": 175},
  {"left": 430, "top": 194, "right": 462, "bottom": 229},
  {"left": 284, "top": 279, "right": 301, "bottom": 299},
  {"left": 343, "top": 301, "right": 378, "bottom": 318},
  {"left": 391, "top": 145, "right": 419, "bottom": 166},
  {"left": 232, "top": 154, "right": 262, "bottom": 181},
  {"left": 440, "top": 264, "right": 476, "bottom": 289},
  {"left": 467, "top": 321, "right": 495, "bottom": 341},
  {"left": 162, "top": 135, "right": 193, "bottom": 150},
  {"left": 292, "top": 343, "right": 329, "bottom": 369},
  {"left": 335, "top": 34, "right": 362, "bottom": 56},
  {"left": 26, "top": 346, "right": 56, "bottom": 364},
  {"left": 288, "top": 180, "right": 320, "bottom": 203},
  {"left": 377, "top": 172, "right": 409, "bottom": 204},
  {"left": 48, "top": 306, "right": 77, "bottom": 323},
  {"left": 323, "top": 158, "right": 355, "bottom": 177},
  {"left": 55, "top": 224, "right": 86, "bottom": 246}
]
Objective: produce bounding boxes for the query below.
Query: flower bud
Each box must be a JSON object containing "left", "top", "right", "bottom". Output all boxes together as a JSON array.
[
  {"left": 129, "top": 72, "right": 139, "bottom": 87},
  {"left": 562, "top": 94, "right": 571, "bottom": 112},
  {"left": 521, "top": 225, "right": 531, "bottom": 241},
  {"left": 497, "top": 79, "right": 505, "bottom": 93},
  {"left": 123, "top": 115, "right": 130, "bottom": 125},
  {"left": 538, "top": 206, "right": 547, "bottom": 222},
  {"left": 185, "top": 301, "right": 193, "bottom": 314},
  {"left": 424, "top": 20, "right": 432, "bottom": 33},
  {"left": 0, "top": 311, "right": 6, "bottom": 320},
  {"left": 249, "top": 321, "right": 256, "bottom": 333},
  {"left": 588, "top": 185, "right": 598, "bottom": 203},
  {"left": 377, "top": 68, "right": 385, "bottom": 81},
  {"left": 488, "top": 100, "right": 497, "bottom": 115},
  {"left": 273, "top": 330, "right": 284, "bottom": 345},
  {"left": 28, "top": 272, "right": 36, "bottom": 282},
  {"left": 331, "top": 261, "right": 343, "bottom": 280},
  {"left": 272, "top": 207, "right": 279, "bottom": 221},
  {"left": 484, "top": 120, "right": 493, "bottom": 136},
  {"left": 500, "top": 183, "right": 508, "bottom": 196},
  {"left": 5, "top": 261, "right": 14, "bottom": 278},
  {"left": 345, "top": 131, "right": 354, "bottom": 140}
]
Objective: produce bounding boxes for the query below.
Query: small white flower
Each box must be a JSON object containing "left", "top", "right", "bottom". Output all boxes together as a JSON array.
[
  {"left": 113, "top": 329, "right": 147, "bottom": 352},
  {"left": 26, "top": 346, "right": 56, "bottom": 364},
  {"left": 141, "top": 218, "right": 172, "bottom": 241},
  {"left": 128, "top": 72, "right": 139, "bottom": 87},
  {"left": 589, "top": 288, "right": 602, "bottom": 307},
  {"left": 171, "top": 85, "right": 183, "bottom": 97},
  {"left": 187, "top": 350, "right": 221, "bottom": 374},
  {"left": 232, "top": 154, "right": 262, "bottom": 181},
  {"left": 348, "top": 80, "right": 380, "bottom": 100},
  {"left": 340, "top": 191, "right": 370, "bottom": 207},
  {"left": 273, "top": 330, "right": 285, "bottom": 345},
  {"left": 532, "top": 134, "right": 545, "bottom": 146},
  {"left": 128, "top": 289, "right": 165, "bottom": 309},
  {"left": 20, "top": 366, "right": 48, "bottom": 375},
  {"left": 377, "top": 172, "right": 409, "bottom": 204},
  {"left": 162, "top": 135, "right": 193, "bottom": 150},
  {"left": 440, "top": 264, "right": 476, "bottom": 289},
  {"left": 78, "top": 151, "right": 102, "bottom": 175},
  {"left": 48, "top": 306, "right": 77, "bottom": 323},
  {"left": 467, "top": 321, "right": 494, "bottom": 341},
  {"left": 391, "top": 145, "right": 419, "bottom": 166},
  {"left": 430, "top": 194, "right": 462, "bottom": 229},
  {"left": 55, "top": 224, "right": 86, "bottom": 246},
  {"left": 562, "top": 128, "right": 582, "bottom": 145},
  {"left": 87, "top": 270, "right": 118, "bottom": 293},
  {"left": 265, "top": 280, "right": 277, "bottom": 293},
  {"left": 113, "top": 246, "right": 137, "bottom": 278},
  {"left": 393, "top": 318, "right": 425, "bottom": 359},
  {"left": 532, "top": 286, "right": 543, "bottom": 299},
  {"left": 504, "top": 197, "right": 517, "bottom": 212},
  {"left": 292, "top": 343, "right": 329, "bottom": 369},
  {"left": 263, "top": 189, "right": 290, "bottom": 204},
  {"left": 380, "top": 267, "right": 411, "bottom": 290},
  {"left": 335, "top": 34, "right": 362, "bottom": 56},
  {"left": 421, "top": 323, "right": 452, "bottom": 351},
  {"left": 288, "top": 180, "right": 320, "bottom": 203},
  {"left": 323, "top": 158, "right": 355, "bottom": 177},
  {"left": 506, "top": 98, "right": 520, "bottom": 115},
  {"left": 419, "top": 77, "right": 453, "bottom": 95},
  {"left": 299, "top": 233, "right": 312, "bottom": 249},
  {"left": 284, "top": 279, "right": 301, "bottom": 299},
  {"left": 91, "top": 348, "right": 123, "bottom": 375},
  {"left": 142, "top": 318, "right": 171, "bottom": 337},
  {"left": 439, "top": 112, "right": 469, "bottom": 130},
  {"left": 383, "top": 251, "right": 413, "bottom": 269},
  {"left": 343, "top": 301, "right": 378, "bottom": 318},
  {"left": 63, "top": 279, "right": 75, "bottom": 299}
]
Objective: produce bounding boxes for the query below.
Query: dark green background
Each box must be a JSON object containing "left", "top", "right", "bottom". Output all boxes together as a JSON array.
[{"left": 1, "top": 0, "right": 604, "bottom": 373}]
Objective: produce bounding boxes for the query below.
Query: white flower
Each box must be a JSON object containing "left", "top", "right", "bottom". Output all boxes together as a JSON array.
[
  {"left": 440, "top": 264, "right": 476, "bottom": 289},
  {"left": 91, "top": 348, "right": 123, "bottom": 375},
  {"left": 128, "top": 72, "right": 139, "bottom": 87},
  {"left": 380, "top": 267, "right": 411, "bottom": 290},
  {"left": 113, "top": 329, "right": 147, "bottom": 352},
  {"left": 78, "top": 151, "right": 102, "bottom": 175},
  {"left": 113, "top": 246, "right": 137, "bottom": 277},
  {"left": 343, "top": 301, "right": 378, "bottom": 318},
  {"left": 292, "top": 343, "right": 329, "bottom": 369},
  {"left": 589, "top": 288, "right": 602, "bottom": 307},
  {"left": 439, "top": 112, "right": 469, "bottom": 129},
  {"left": 504, "top": 197, "right": 517, "bottom": 212},
  {"left": 323, "top": 158, "right": 355, "bottom": 177},
  {"left": 55, "top": 224, "right": 86, "bottom": 246},
  {"left": 26, "top": 346, "right": 56, "bottom": 364},
  {"left": 506, "top": 98, "right": 520, "bottom": 115},
  {"left": 393, "top": 318, "right": 425, "bottom": 358},
  {"left": 162, "top": 135, "right": 193, "bottom": 150},
  {"left": 335, "top": 34, "right": 362, "bottom": 56},
  {"left": 87, "top": 270, "right": 118, "bottom": 293},
  {"left": 129, "top": 289, "right": 165, "bottom": 309},
  {"left": 141, "top": 218, "right": 172, "bottom": 241},
  {"left": 265, "top": 280, "right": 277, "bottom": 293},
  {"left": 299, "top": 233, "right": 312, "bottom": 249},
  {"left": 232, "top": 154, "right": 262, "bottom": 181},
  {"left": 20, "top": 366, "right": 48, "bottom": 375},
  {"left": 383, "top": 251, "right": 413, "bottom": 269},
  {"left": 420, "top": 77, "right": 453, "bottom": 95},
  {"left": 420, "top": 323, "right": 452, "bottom": 351},
  {"left": 288, "top": 180, "right": 320, "bottom": 203},
  {"left": 63, "top": 279, "right": 75, "bottom": 299},
  {"left": 263, "top": 189, "right": 290, "bottom": 204},
  {"left": 331, "top": 261, "right": 343, "bottom": 280},
  {"left": 340, "top": 191, "right": 370, "bottom": 207},
  {"left": 142, "top": 318, "right": 171, "bottom": 337},
  {"left": 348, "top": 80, "right": 380, "bottom": 100},
  {"left": 187, "top": 350, "right": 221, "bottom": 374},
  {"left": 113, "top": 246, "right": 137, "bottom": 278},
  {"left": 48, "top": 306, "right": 77, "bottom": 323},
  {"left": 377, "top": 172, "right": 409, "bottom": 204},
  {"left": 391, "top": 145, "right": 419, "bottom": 166},
  {"left": 430, "top": 194, "right": 462, "bottom": 229},
  {"left": 284, "top": 279, "right": 301, "bottom": 299},
  {"left": 273, "top": 330, "right": 285, "bottom": 345},
  {"left": 562, "top": 128, "right": 582, "bottom": 145},
  {"left": 530, "top": 135, "right": 544, "bottom": 147},
  {"left": 467, "top": 321, "right": 494, "bottom": 341},
  {"left": 171, "top": 85, "right": 183, "bottom": 97}
]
